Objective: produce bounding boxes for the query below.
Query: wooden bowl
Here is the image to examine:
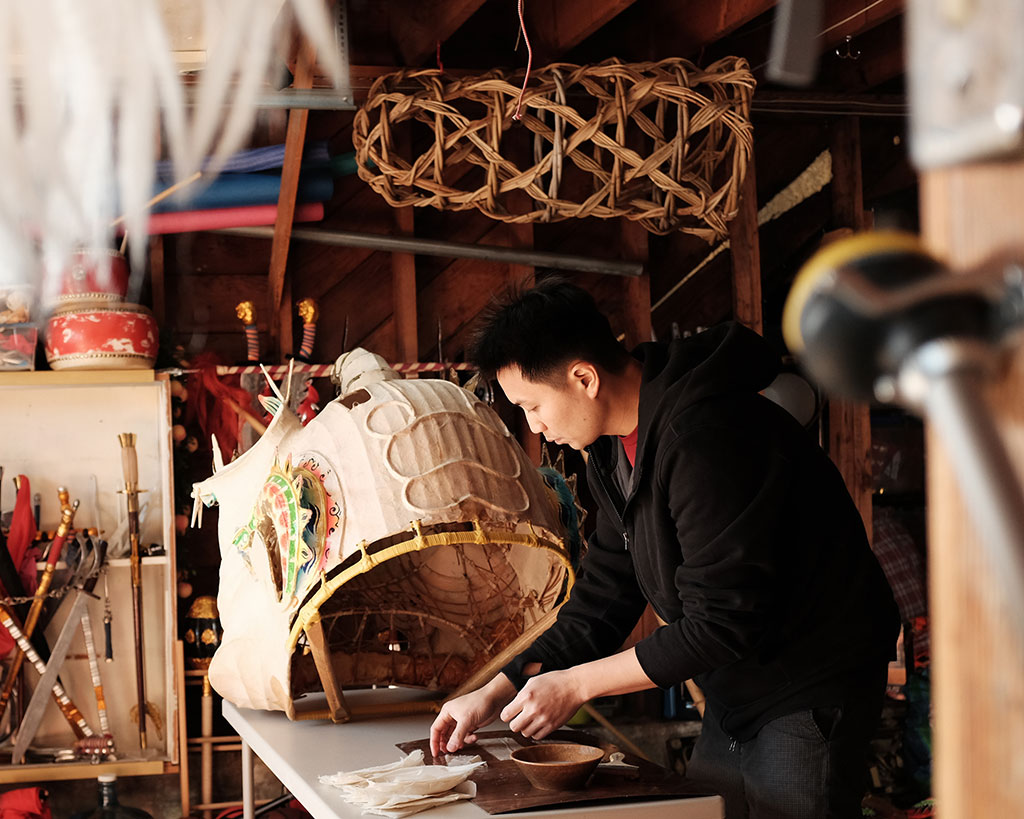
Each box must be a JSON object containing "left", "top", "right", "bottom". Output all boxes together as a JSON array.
[{"left": 510, "top": 743, "right": 604, "bottom": 791}]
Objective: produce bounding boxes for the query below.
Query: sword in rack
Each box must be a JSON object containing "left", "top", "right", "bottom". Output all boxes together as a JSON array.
[
  {"left": 91, "top": 473, "right": 114, "bottom": 663},
  {"left": 66, "top": 535, "right": 114, "bottom": 744},
  {"left": 118, "top": 432, "right": 148, "bottom": 750}
]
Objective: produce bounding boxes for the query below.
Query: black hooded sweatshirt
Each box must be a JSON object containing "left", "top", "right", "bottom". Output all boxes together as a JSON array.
[{"left": 503, "top": 323, "right": 900, "bottom": 742}]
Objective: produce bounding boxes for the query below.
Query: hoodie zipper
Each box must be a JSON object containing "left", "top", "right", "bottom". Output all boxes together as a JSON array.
[{"left": 586, "top": 445, "right": 630, "bottom": 550}]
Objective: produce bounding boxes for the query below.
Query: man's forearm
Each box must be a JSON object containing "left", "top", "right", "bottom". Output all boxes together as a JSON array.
[
  {"left": 570, "top": 647, "right": 656, "bottom": 701},
  {"left": 484, "top": 671, "right": 519, "bottom": 702}
]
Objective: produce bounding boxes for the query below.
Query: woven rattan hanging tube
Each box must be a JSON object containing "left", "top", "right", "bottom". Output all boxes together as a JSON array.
[{"left": 353, "top": 57, "right": 755, "bottom": 240}]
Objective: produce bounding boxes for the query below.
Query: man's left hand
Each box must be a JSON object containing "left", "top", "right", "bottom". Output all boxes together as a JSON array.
[{"left": 499, "top": 668, "right": 586, "bottom": 739}]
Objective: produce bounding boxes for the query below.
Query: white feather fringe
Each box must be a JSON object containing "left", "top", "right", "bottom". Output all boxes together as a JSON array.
[{"left": 0, "top": 0, "right": 342, "bottom": 303}]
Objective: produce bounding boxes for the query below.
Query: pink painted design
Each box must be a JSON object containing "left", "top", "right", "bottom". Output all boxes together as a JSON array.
[{"left": 297, "top": 457, "right": 340, "bottom": 574}]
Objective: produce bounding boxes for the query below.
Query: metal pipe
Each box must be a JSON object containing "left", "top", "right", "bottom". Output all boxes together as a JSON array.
[
  {"left": 241, "top": 739, "right": 255, "bottom": 819},
  {"left": 253, "top": 89, "right": 355, "bottom": 111},
  {"left": 214, "top": 225, "right": 644, "bottom": 278}
]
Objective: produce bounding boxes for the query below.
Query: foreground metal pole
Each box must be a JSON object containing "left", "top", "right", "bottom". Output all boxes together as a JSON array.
[{"left": 901, "top": 340, "right": 1024, "bottom": 630}]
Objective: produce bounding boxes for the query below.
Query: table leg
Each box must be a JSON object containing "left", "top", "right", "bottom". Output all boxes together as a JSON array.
[
  {"left": 202, "top": 676, "right": 213, "bottom": 819},
  {"left": 241, "top": 736, "right": 255, "bottom": 819}
]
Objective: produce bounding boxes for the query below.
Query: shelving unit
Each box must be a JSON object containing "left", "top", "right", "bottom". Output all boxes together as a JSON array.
[{"left": 0, "top": 369, "right": 182, "bottom": 784}]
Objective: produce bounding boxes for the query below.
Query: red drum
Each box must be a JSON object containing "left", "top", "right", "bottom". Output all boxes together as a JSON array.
[
  {"left": 44, "top": 303, "right": 158, "bottom": 370},
  {"left": 55, "top": 249, "right": 130, "bottom": 308}
]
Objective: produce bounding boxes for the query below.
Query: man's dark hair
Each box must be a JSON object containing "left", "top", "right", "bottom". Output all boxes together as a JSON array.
[{"left": 468, "top": 276, "right": 631, "bottom": 383}]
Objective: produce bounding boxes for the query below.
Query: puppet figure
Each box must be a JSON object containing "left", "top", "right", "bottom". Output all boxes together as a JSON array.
[
  {"left": 192, "top": 349, "right": 576, "bottom": 716},
  {"left": 235, "top": 301, "right": 259, "bottom": 363},
  {"left": 295, "top": 297, "right": 318, "bottom": 361}
]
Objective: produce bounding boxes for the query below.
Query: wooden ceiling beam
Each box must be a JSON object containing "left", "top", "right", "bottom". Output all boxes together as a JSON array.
[
  {"left": 390, "top": 0, "right": 489, "bottom": 67},
  {"left": 651, "top": 0, "right": 777, "bottom": 55},
  {"left": 530, "top": 0, "right": 642, "bottom": 60}
]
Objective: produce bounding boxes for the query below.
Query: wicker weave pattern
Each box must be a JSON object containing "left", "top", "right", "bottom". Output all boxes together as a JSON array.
[{"left": 353, "top": 57, "right": 755, "bottom": 239}]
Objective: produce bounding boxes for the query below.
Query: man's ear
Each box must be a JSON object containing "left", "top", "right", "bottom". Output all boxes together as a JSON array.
[{"left": 569, "top": 361, "right": 601, "bottom": 399}]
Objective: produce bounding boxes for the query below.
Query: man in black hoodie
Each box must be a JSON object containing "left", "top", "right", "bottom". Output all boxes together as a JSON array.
[{"left": 430, "top": 279, "right": 899, "bottom": 818}]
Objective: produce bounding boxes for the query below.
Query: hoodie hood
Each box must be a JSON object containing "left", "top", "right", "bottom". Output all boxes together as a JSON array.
[{"left": 626, "top": 323, "right": 779, "bottom": 472}]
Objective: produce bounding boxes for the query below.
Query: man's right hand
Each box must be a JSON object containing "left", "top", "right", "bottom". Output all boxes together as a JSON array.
[{"left": 429, "top": 674, "right": 517, "bottom": 757}]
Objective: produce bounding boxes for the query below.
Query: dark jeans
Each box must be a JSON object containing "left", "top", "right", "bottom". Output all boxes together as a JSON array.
[{"left": 685, "top": 668, "right": 887, "bottom": 819}]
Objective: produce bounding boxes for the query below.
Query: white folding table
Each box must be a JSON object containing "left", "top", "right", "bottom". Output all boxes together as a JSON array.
[{"left": 223, "top": 688, "right": 723, "bottom": 819}]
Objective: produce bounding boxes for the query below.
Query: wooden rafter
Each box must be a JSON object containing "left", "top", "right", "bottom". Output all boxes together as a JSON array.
[
  {"left": 390, "top": 0, "right": 488, "bottom": 67},
  {"left": 268, "top": 35, "right": 316, "bottom": 357}
]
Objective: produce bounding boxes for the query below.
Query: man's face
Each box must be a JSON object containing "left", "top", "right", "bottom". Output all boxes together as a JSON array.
[{"left": 496, "top": 364, "right": 601, "bottom": 451}]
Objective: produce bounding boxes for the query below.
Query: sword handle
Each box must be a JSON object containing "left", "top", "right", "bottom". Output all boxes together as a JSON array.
[
  {"left": 118, "top": 433, "right": 139, "bottom": 491},
  {"left": 50, "top": 494, "right": 79, "bottom": 566}
]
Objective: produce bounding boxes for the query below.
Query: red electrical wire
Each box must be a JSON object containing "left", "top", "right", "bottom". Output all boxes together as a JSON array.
[{"left": 512, "top": 0, "right": 532, "bottom": 121}]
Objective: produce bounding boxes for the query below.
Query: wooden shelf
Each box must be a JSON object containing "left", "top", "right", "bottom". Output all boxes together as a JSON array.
[
  {"left": 0, "top": 375, "right": 181, "bottom": 791},
  {"left": 0, "top": 758, "right": 166, "bottom": 784},
  {"left": 0, "top": 369, "right": 158, "bottom": 387}
]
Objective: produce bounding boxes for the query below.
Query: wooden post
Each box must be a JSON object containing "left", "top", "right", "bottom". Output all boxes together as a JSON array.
[
  {"left": 201, "top": 675, "right": 214, "bottom": 819},
  {"left": 919, "top": 160, "right": 1024, "bottom": 819},
  {"left": 176, "top": 640, "right": 190, "bottom": 817},
  {"left": 267, "top": 35, "right": 316, "bottom": 359},
  {"left": 618, "top": 220, "right": 661, "bottom": 648},
  {"left": 728, "top": 152, "right": 763, "bottom": 335},
  {"left": 620, "top": 221, "right": 652, "bottom": 348},
  {"left": 149, "top": 237, "right": 166, "bottom": 327},
  {"left": 507, "top": 207, "right": 541, "bottom": 464},
  {"left": 392, "top": 206, "right": 418, "bottom": 368},
  {"left": 828, "top": 116, "right": 873, "bottom": 541}
]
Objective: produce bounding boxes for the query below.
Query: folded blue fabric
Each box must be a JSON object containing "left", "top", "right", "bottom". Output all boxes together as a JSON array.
[{"left": 151, "top": 171, "right": 334, "bottom": 212}]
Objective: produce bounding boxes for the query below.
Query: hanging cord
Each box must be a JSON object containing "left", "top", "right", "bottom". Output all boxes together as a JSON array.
[
  {"left": 436, "top": 39, "right": 444, "bottom": 72},
  {"left": 512, "top": 0, "right": 533, "bottom": 121}
]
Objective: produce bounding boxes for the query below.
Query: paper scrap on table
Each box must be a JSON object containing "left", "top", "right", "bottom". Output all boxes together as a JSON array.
[
  {"left": 320, "top": 749, "right": 486, "bottom": 817},
  {"left": 473, "top": 737, "right": 521, "bottom": 761}
]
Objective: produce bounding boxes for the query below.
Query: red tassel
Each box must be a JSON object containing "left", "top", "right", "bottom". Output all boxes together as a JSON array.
[{"left": 186, "top": 353, "right": 258, "bottom": 464}]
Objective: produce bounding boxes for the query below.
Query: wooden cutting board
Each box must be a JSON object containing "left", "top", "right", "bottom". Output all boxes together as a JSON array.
[{"left": 397, "top": 729, "right": 713, "bottom": 814}]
